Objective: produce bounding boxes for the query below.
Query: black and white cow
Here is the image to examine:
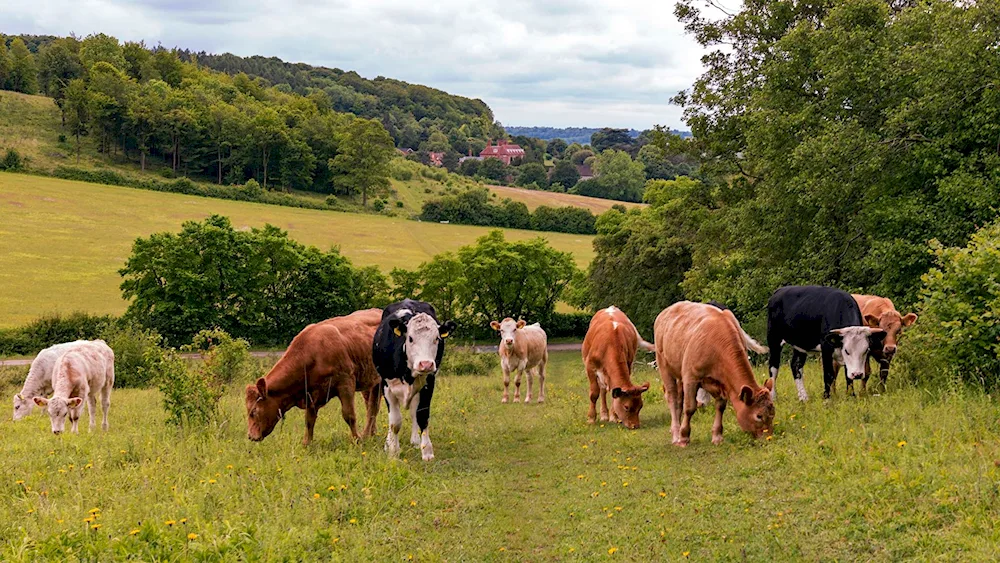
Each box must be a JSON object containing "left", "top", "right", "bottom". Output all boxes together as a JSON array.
[
  {"left": 767, "top": 285, "right": 887, "bottom": 402},
  {"left": 372, "top": 299, "right": 456, "bottom": 461}
]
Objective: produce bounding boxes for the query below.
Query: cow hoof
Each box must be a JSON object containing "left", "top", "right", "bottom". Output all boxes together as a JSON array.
[
  {"left": 537, "top": 397, "right": 545, "bottom": 403},
  {"left": 674, "top": 439, "right": 689, "bottom": 448},
  {"left": 422, "top": 452, "right": 435, "bottom": 461},
  {"left": 587, "top": 418, "right": 596, "bottom": 425},
  {"left": 501, "top": 397, "right": 508, "bottom": 404},
  {"left": 712, "top": 436, "right": 724, "bottom": 445},
  {"left": 599, "top": 415, "right": 609, "bottom": 422},
  {"left": 524, "top": 396, "right": 531, "bottom": 403}
]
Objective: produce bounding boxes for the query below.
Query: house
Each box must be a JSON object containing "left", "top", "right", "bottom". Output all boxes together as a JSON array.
[
  {"left": 480, "top": 139, "right": 525, "bottom": 165},
  {"left": 576, "top": 164, "right": 594, "bottom": 180},
  {"left": 396, "top": 148, "right": 414, "bottom": 156},
  {"left": 428, "top": 152, "right": 445, "bottom": 167}
]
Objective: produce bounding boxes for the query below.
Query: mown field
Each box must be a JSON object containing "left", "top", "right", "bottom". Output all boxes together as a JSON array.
[
  {"left": 2, "top": 352, "right": 999, "bottom": 561},
  {"left": 0, "top": 172, "right": 595, "bottom": 327},
  {"left": 487, "top": 185, "right": 646, "bottom": 214}
]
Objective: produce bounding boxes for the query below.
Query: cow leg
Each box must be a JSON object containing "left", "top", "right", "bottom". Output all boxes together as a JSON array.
[
  {"left": 302, "top": 403, "right": 319, "bottom": 445},
  {"left": 513, "top": 365, "right": 522, "bottom": 403},
  {"left": 790, "top": 350, "right": 808, "bottom": 402},
  {"left": 821, "top": 347, "right": 837, "bottom": 399},
  {"left": 877, "top": 355, "right": 891, "bottom": 392},
  {"left": 69, "top": 408, "right": 80, "bottom": 433},
  {"left": 523, "top": 362, "right": 533, "bottom": 403},
  {"left": 767, "top": 334, "right": 783, "bottom": 402},
  {"left": 501, "top": 361, "right": 511, "bottom": 404},
  {"left": 416, "top": 376, "right": 436, "bottom": 461},
  {"left": 360, "top": 382, "right": 381, "bottom": 439},
  {"left": 599, "top": 375, "right": 610, "bottom": 422},
  {"left": 383, "top": 382, "right": 402, "bottom": 457},
  {"left": 660, "top": 372, "right": 682, "bottom": 445},
  {"left": 409, "top": 393, "right": 421, "bottom": 447},
  {"left": 87, "top": 392, "right": 98, "bottom": 432},
  {"left": 711, "top": 396, "right": 727, "bottom": 445},
  {"left": 100, "top": 384, "right": 111, "bottom": 431},
  {"left": 678, "top": 379, "right": 699, "bottom": 447},
  {"left": 586, "top": 366, "right": 600, "bottom": 424},
  {"left": 338, "top": 383, "right": 361, "bottom": 443},
  {"left": 537, "top": 358, "right": 547, "bottom": 403}
]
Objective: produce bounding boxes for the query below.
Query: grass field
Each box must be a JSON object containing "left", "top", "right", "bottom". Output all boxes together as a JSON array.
[
  {"left": 0, "top": 172, "right": 595, "bottom": 327},
  {"left": 1, "top": 352, "right": 999, "bottom": 561},
  {"left": 487, "top": 185, "right": 646, "bottom": 213}
]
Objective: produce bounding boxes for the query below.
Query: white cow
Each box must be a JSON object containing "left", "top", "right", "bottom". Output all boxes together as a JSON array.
[
  {"left": 12, "top": 340, "right": 90, "bottom": 421},
  {"left": 33, "top": 340, "right": 115, "bottom": 434},
  {"left": 490, "top": 318, "right": 548, "bottom": 403}
]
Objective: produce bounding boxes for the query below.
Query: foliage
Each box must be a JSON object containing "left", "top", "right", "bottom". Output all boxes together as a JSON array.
[
  {"left": 0, "top": 148, "right": 23, "bottom": 171},
  {"left": 549, "top": 160, "right": 580, "bottom": 190},
  {"left": 515, "top": 162, "right": 548, "bottom": 188},
  {"left": 183, "top": 328, "right": 255, "bottom": 385},
  {"left": 572, "top": 149, "right": 646, "bottom": 202},
  {"left": 419, "top": 188, "right": 596, "bottom": 234},
  {"left": 477, "top": 158, "right": 509, "bottom": 184},
  {"left": 119, "top": 215, "right": 378, "bottom": 346},
  {"left": 897, "top": 222, "right": 1000, "bottom": 390},
  {"left": 590, "top": 128, "right": 634, "bottom": 153},
  {"left": 329, "top": 117, "right": 395, "bottom": 206},
  {"left": 99, "top": 320, "right": 165, "bottom": 388},
  {"left": 439, "top": 347, "right": 499, "bottom": 376},
  {"left": 155, "top": 349, "right": 222, "bottom": 427},
  {"left": 0, "top": 312, "right": 114, "bottom": 357},
  {"left": 5, "top": 38, "right": 38, "bottom": 94},
  {"left": 505, "top": 126, "right": 648, "bottom": 145},
  {"left": 531, "top": 205, "right": 596, "bottom": 235}
]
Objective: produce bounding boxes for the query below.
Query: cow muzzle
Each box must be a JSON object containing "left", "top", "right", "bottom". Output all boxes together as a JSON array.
[
  {"left": 848, "top": 371, "right": 864, "bottom": 381},
  {"left": 416, "top": 360, "right": 436, "bottom": 374},
  {"left": 883, "top": 345, "right": 897, "bottom": 356}
]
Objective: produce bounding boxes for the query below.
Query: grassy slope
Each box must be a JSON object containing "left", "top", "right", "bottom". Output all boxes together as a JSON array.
[
  {"left": 1, "top": 354, "right": 999, "bottom": 561},
  {"left": 0, "top": 172, "right": 595, "bottom": 326},
  {"left": 487, "top": 184, "right": 646, "bottom": 213}
]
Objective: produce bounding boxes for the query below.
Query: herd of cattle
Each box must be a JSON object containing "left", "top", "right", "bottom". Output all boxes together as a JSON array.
[{"left": 10, "top": 285, "right": 916, "bottom": 457}]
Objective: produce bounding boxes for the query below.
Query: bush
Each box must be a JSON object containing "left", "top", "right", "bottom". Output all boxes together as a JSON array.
[
  {"left": 440, "top": 348, "right": 499, "bottom": 376},
  {"left": 156, "top": 350, "right": 223, "bottom": 427},
  {"left": 0, "top": 148, "right": 23, "bottom": 171},
  {"left": 242, "top": 178, "right": 263, "bottom": 197},
  {"left": 100, "top": 321, "right": 165, "bottom": 388},
  {"left": 419, "top": 188, "right": 596, "bottom": 234},
  {"left": 58, "top": 134, "right": 67, "bottom": 143},
  {"left": 158, "top": 168, "right": 176, "bottom": 179},
  {"left": 372, "top": 198, "right": 387, "bottom": 212},
  {"left": 183, "top": 328, "right": 254, "bottom": 384},
  {"left": 897, "top": 222, "right": 1000, "bottom": 390},
  {"left": 0, "top": 312, "right": 115, "bottom": 357},
  {"left": 395, "top": 200, "right": 404, "bottom": 208}
]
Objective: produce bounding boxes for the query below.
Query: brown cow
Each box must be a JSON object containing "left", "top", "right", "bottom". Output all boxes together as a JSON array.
[
  {"left": 849, "top": 294, "right": 917, "bottom": 393},
  {"left": 654, "top": 301, "right": 774, "bottom": 446},
  {"left": 582, "top": 306, "right": 653, "bottom": 429},
  {"left": 245, "top": 309, "right": 383, "bottom": 444}
]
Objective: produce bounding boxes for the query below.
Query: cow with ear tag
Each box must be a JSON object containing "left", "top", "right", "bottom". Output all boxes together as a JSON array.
[
  {"left": 373, "top": 299, "right": 457, "bottom": 461},
  {"left": 852, "top": 294, "right": 917, "bottom": 392},
  {"left": 824, "top": 326, "right": 887, "bottom": 396}
]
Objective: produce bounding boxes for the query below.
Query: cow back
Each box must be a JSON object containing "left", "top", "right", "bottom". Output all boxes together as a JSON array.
[{"left": 768, "top": 285, "right": 863, "bottom": 350}]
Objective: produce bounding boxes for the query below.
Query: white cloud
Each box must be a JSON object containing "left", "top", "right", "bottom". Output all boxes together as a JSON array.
[{"left": 4, "top": 0, "right": 710, "bottom": 129}]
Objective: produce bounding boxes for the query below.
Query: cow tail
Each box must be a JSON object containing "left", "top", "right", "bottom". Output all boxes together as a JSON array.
[
  {"left": 637, "top": 337, "right": 656, "bottom": 353},
  {"left": 742, "top": 330, "right": 769, "bottom": 354}
]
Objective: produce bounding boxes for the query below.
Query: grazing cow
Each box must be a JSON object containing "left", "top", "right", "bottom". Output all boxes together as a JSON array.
[
  {"left": 33, "top": 340, "right": 115, "bottom": 434},
  {"left": 767, "top": 285, "right": 887, "bottom": 402},
  {"left": 852, "top": 294, "right": 917, "bottom": 391},
  {"left": 373, "top": 299, "right": 456, "bottom": 461},
  {"left": 582, "top": 306, "right": 653, "bottom": 429},
  {"left": 245, "top": 309, "right": 383, "bottom": 444},
  {"left": 654, "top": 302, "right": 775, "bottom": 445},
  {"left": 490, "top": 318, "right": 548, "bottom": 403},
  {"left": 12, "top": 340, "right": 89, "bottom": 421}
]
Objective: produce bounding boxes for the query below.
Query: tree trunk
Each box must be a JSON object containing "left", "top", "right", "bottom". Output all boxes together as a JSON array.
[
  {"left": 262, "top": 148, "right": 269, "bottom": 189},
  {"left": 141, "top": 150, "right": 146, "bottom": 171},
  {"left": 75, "top": 132, "right": 81, "bottom": 164},
  {"left": 362, "top": 184, "right": 368, "bottom": 207},
  {"left": 217, "top": 146, "right": 222, "bottom": 184}
]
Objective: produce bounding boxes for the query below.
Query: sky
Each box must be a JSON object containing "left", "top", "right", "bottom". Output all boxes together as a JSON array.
[{"left": 4, "top": 0, "right": 712, "bottom": 130}]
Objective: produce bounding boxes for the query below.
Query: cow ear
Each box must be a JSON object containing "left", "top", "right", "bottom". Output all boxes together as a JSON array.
[
  {"left": 14, "top": 393, "right": 22, "bottom": 401},
  {"left": 869, "top": 328, "right": 887, "bottom": 348},
  {"left": 490, "top": 321, "right": 500, "bottom": 331},
  {"left": 864, "top": 314, "right": 880, "bottom": 328},
  {"left": 739, "top": 385, "right": 754, "bottom": 405},
  {"left": 439, "top": 320, "right": 457, "bottom": 339},
  {"left": 33, "top": 397, "right": 48, "bottom": 407},
  {"left": 611, "top": 387, "right": 623, "bottom": 399},
  {"left": 902, "top": 313, "right": 917, "bottom": 327},
  {"left": 635, "top": 382, "right": 651, "bottom": 395},
  {"left": 255, "top": 378, "right": 268, "bottom": 399},
  {"left": 823, "top": 331, "right": 843, "bottom": 348},
  {"left": 516, "top": 319, "right": 526, "bottom": 329},
  {"left": 762, "top": 378, "right": 774, "bottom": 392},
  {"left": 389, "top": 318, "right": 406, "bottom": 337},
  {"left": 67, "top": 397, "right": 83, "bottom": 408}
]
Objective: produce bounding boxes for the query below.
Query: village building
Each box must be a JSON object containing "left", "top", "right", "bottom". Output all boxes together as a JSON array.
[{"left": 479, "top": 139, "right": 525, "bottom": 165}]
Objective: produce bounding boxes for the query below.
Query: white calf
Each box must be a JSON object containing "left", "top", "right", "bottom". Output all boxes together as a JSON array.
[
  {"left": 490, "top": 318, "right": 548, "bottom": 403},
  {"left": 12, "top": 340, "right": 89, "bottom": 421},
  {"left": 33, "top": 340, "right": 115, "bottom": 434}
]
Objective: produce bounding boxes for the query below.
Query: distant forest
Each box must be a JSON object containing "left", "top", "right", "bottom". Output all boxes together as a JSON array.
[{"left": 505, "top": 126, "right": 690, "bottom": 145}]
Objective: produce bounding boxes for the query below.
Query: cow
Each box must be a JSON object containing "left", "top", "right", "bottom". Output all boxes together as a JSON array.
[
  {"left": 767, "top": 285, "right": 887, "bottom": 402},
  {"left": 654, "top": 301, "right": 775, "bottom": 445},
  {"left": 582, "top": 306, "right": 653, "bottom": 429},
  {"left": 33, "top": 340, "right": 115, "bottom": 434},
  {"left": 852, "top": 294, "right": 917, "bottom": 392},
  {"left": 12, "top": 340, "right": 89, "bottom": 421},
  {"left": 373, "top": 299, "right": 456, "bottom": 461},
  {"left": 245, "top": 309, "right": 383, "bottom": 445},
  {"left": 490, "top": 318, "right": 548, "bottom": 403}
]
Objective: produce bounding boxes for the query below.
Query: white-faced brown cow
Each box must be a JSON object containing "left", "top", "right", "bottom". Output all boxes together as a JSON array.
[
  {"left": 852, "top": 294, "right": 917, "bottom": 392},
  {"left": 582, "top": 306, "right": 653, "bottom": 429},
  {"left": 490, "top": 318, "right": 548, "bottom": 403},
  {"left": 654, "top": 302, "right": 775, "bottom": 446},
  {"left": 33, "top": 340, "right": 115, "bottom": 434}
]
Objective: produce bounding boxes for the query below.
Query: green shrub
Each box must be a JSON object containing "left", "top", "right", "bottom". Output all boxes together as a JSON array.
[
  {"left": 0, "top": 366, "right": 28, "bottom": 393},
  {"left": 100, "top": 321, "right": 165, "bottom": 388},
  {"left": 242, "top": 178, "right": 263, "bottom": 198},
  {"left": 897, "top": 222, "right": 1000, "bottom": 390},
  {"left": 0, "top": 148, "right": 24, "bottom": 171},
  {"left": 155, "top": 350, "right": 223, "bottom": 427},
  {"left": 183, "top": 328, "right": 255, "bottom": 384},
  {"left": 158, "top": 168, "right": 176, "bottom": 179},
  {"left": 0, "top": 312, "right": 115, "bottom": 357},
  {"left": 372, "top": 199, "right": 387, "bottom": 212},
  {"left": 395, "top": 200, "right": 404, "bottom": 208},
  {"left": 57, "top": 134, "right": 67, "bottom": 144},
  {"left": 440, "top": 348, "right": 499, "bottom": 376}
]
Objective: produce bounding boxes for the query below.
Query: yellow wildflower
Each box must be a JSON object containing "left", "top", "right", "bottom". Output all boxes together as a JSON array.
[
  {"left": 91, "top": 524, "right": 101, "bottom": 530},
  {"left": 129, "top": 529, "right": 140, "bottom": 536},
  {"left": 608, "top": 547, "right": 618, "bottom": 555},
  {"left": 898, "top": 441, "right": 907, "bottom": 448},
  {"left": 313, "top": 493, "right": 321, "bottom": 499},
  {"left": 187, "top": 533, "right": 198, "bottom": 540},
  {"left": 165, "top": 520, "right": 176, "bottom": 526}
]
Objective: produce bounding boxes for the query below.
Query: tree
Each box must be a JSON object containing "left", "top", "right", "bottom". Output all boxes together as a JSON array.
[
  {"left": 7, "top": 38, "right": 39, "bottom": 94},
  {"left": 64, "top": 79, "right": 90, "bottom": 163},
  {"left": 549, "top": 160, "right": 580, "bottom": 190},
  {"left": 478, "top": 157, "right": 509, "bottom": 184},
  {"left": 204, "top": 100, "right": 243, "bottom": 183},
  {"left": 122, "top": 41, "right": 151, "bottom": 81},
  {"left": 127, "top": 80, "right": 168, "bottom": 171},
  {"left": 247, "top": 106, "right": 288, "bottom": 188},
  {"left": 590, "top": 128, "right": 633, "bottom": 152},
  {"left": 547, "top": 138, "right": 568, "bottom": 159},
  {"left": 0, "top": 39, "right": 11, "bottom": 88},
  {"left": 515, "top": 162, "right": 548, "bottom": 188},
  {"left": 80, "top": 33, "right": 126, "bottom": 72},
  {"left": 570, "top": 149, "right": 594, "bottom": 165},
  {"left": 574, "top": 150, "right": 646, "bottom": 202},
  {"left": 37, "top": 39, "right": 84, "bottom": 124},
  {"left": 329, "top": 117, "right": 394, "bottom": 207},
  {"left": 459, "top": 158, "right": 481, "bottom": 177}
]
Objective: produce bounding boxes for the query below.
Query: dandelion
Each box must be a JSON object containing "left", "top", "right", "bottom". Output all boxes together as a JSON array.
[
  {"left": 766, "top": 436, "right": 773, "bottom": 441},
  {"left": 89, "top": 508, "right": 100, "bottom": 514},
  {"left": 332, "top": 538, "right": 340, "bottom": 544},
  {"left": 569, "top": 547, "right": 576, "bottom": 553},
  {"left": 622, "top": 482, "right": 629, "bottom": 487},
  {"left": 91, "top": 524, "right": 102, "bottom": 530},
  {"left": 129, "top": 529, "right": 140, "bottom": 536},
  {"left": 83, "top": 516, "right": 95, "bottom": 523},
  {"left": 615, "top": 506, "right": 623, "bottom": 511},
  {"left": 499, "top": 547, "right": 506, "bottom": 552},
  {"left": 57, "top": 519, "right": 64, "bottom": 524},
  {"left": 180, "top": 518, "right": 187, "bottom": 524},
  {"left": 120, "top": 450, "right": 126, "bottom": 454},
  {"left": 601, "top": 481, "right": 607, "bottom": 487},
  {"left": 340, "top": 484, "right": 348, "bottom": 490},
  {"left": 659, "top": 491, "right": 667, "bottom": 498},
  {"left": 208, "top": 479, "right": 217, "bottom": 484},
  {"left": 683, "top": 551, "right": 691, "bottom": 558},
  {"left": 607, "top": 512, "right": 614, "bottom": 518},
  {"left": 26, "top": 509, "right": 34, "bottom": 514},
  {"left": 187, "top": 533, "right": 198, "bottom": 540},
  {"left": 314, "top": 493, "right": 321, "bottom": 499},
  {"left": 349, "top": 518, "right": 358, "bottom": 524},
  {"left": 577, "top": 474, "right": 585, "bottom": 479},
  {"left": 592, "top": 492, "right": 600, "bottom": 498},
  {"left": 410, "top": 500, "right": 417, "bottom": 507},
  {"left": 328, "top": 485, "right": 337, "bottom": 491},
  {"left": 226, "top": 465, "right": 234, "bottom": 470},
  {"left": 898, "top": 441, "right": 907, "bottom": 448},
  {"left": 84, "top": 463, "right": 93, "bottom": 469},
  {"left": 608, "top": 546, "right": 618, "bottom": 555},
  {"left": 165, "top": 520, "right": 176, "bottom": 527}
]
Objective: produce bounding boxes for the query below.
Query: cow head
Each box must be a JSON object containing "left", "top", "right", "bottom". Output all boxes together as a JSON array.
[
  {"left": 32, "top": 396, "right": 83, "bottom": 434},
  {"left": 735, "top": 379, "right": 775, "bottom": 438},
  {"left": 864, "top": 311, "right": 916, "bottom": 358},
  {"left": 12, "top": 392, "right": 34, "bottom": 421},
  {"left": 245, "top": 378, "right": 281, "bottom": 442},
  {"left": 490, "top": 318, "right": 525, "bottom": 350},
  {"left": 611, "top": 382, "right": 650, "bottom": 429},
  {"left": 823, "top": 326, "right": 887, "bottom": 380},
  {"left": 390, "top": 313, "right": 456, "bottom": 377}
]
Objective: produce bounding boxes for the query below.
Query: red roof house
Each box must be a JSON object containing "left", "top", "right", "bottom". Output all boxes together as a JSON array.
[{"left": 479, "top": 139, "right": 525, "bottom": 165}]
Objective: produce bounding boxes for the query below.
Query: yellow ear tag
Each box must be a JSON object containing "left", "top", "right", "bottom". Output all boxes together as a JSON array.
[
  {"left": 440, "top": 332, "right": 450, "bottom": 338},
  {"left": 393, "top": 327, "right": 402, "bottom": 337}
]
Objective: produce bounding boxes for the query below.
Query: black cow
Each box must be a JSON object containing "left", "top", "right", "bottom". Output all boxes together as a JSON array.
[
  {"left": 767, "top": 285, "right": 886, "bottom": 401},
  {"left": 372, "top": 299, "right": 456, "bottom": 461}
]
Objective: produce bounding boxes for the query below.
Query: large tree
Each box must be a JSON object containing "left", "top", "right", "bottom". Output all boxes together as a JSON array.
[
  {"left": 7, "top": 38, "right": 39, "bottom": 94},
  {"left": 329, "top": 117, "right": 394, "bottom": 207}
]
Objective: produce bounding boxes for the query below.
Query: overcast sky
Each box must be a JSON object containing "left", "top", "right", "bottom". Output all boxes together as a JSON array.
[{"left": 5, "top": 0, "right": 711, "bottom": 130}]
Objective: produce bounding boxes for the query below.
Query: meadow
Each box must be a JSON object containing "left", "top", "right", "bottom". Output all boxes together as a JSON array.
[
  {"left": 2, "top": 351, "right": 999, "bottom": 561},
  {"left": 486, "top": 185, "right": 646, "bottom": 214},
  {"left": 0, "top": 172, "right": 595, "bottom": 327}
]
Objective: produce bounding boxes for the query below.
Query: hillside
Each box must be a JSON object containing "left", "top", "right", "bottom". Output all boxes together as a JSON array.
[
  {"left": 506, "top": 126, "right": 692, "bottom": 145},
  {"left": 486, "top": 185, "right": 646, "bottom": 213},
  {"left": 0, "top": 171, "right": 595, "bottom": 326}
]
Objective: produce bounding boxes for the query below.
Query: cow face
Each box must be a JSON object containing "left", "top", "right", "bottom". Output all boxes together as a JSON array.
[
  {"left": 824, "top": 327, "right": 887, "bottom": 380},
  {"left": 490, "top": 318, "right": 525, "bottom": 350},
  {"left": 391, "top": 313, "right": 456, "bottom": 376},
  {"left": 864, "top": 312, "right": 916, "bottom": 358},
  {"left": 12, "top": 393, "right": 33, "bottom": 421},
  {"left": 735, "top": 380, "right": 775, "bottom": 438},
  {"left": 32, "top": 396, "right": 83, "bottom": 434},
  {"left": 245, "top": 378, "right": 281, "bottom": 442},
  {"left": 611, "top": 382, "right": 650, "bottom": 429}
]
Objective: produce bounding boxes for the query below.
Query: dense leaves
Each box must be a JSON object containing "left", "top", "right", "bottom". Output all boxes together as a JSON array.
[{"left": 419, "top": 188, "right": 596, "bottom": 234}]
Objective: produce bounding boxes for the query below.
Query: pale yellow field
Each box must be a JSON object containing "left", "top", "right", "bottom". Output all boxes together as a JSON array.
[
  {"left": 0, "top": 172, "right": 595, "bottom": 326},
  {"left": 487, "top": 184, "right": 647, "bottom": 213}
]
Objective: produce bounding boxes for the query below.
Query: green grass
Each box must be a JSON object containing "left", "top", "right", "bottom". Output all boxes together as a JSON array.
[
  {"left": 0, "top": 171, "right": 595, "bottom": 327},
  {"left": 2, "top": 353, "right": 1000, "bottom": 561}
]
